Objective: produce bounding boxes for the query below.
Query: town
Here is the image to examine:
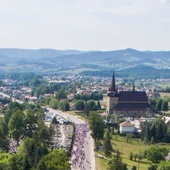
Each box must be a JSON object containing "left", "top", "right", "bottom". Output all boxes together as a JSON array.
[{"left": 0, "top": 71, "right": 169, "bottom": 170}]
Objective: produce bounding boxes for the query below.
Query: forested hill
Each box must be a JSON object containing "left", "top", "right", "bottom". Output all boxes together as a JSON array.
[
  {"left": 0, "top": 48, "right": 170, "bottom": 79},
  {"left": 80, "top": 65, "right": 170, "bottom": 79}
]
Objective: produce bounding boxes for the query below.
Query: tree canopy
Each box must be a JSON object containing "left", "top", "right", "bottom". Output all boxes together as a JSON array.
[{"left": 89, "top": 111, "right": 104, "bottom": 140}]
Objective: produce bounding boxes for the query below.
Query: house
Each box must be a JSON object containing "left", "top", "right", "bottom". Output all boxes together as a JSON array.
[
  {"left": 165, "top": 152, "right": 170, "bottom": 161},
  {"left": 119, "top": 121, "right": 135, "bottom": 134}
]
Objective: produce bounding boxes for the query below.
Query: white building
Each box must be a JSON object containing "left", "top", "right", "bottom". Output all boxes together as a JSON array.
[{"left": 119, "top": 121, "right": 135, "bottom": 134}]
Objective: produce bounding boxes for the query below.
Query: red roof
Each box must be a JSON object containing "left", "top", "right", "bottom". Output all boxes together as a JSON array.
[{"left": 120, "top": 121, "right": 133, "bottom": 127}]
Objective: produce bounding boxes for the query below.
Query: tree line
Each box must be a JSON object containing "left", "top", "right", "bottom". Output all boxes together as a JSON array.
[
  {"left": 149, "top": 98, "right": 169, "bottom": 113},
  {"left": 0, "top": 101, "right": 70, "bottom": 170},
  {"left": 141, "top": 117, "right": 170, "bottom": 143},
  {"left": 74, "top": 92, "right": 103, "bottom": 101}
]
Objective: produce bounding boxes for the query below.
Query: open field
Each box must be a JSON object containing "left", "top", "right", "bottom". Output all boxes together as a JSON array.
[
  {"left": 159, "top": 92, "right": 170, "bottom": 98},
  {"left": 96, "top": 135, "right": 170, "bottom": 170}
]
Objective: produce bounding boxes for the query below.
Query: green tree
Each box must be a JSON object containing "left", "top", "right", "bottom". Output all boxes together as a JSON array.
[
  {"left": 52, "top": 117, "right": 58, "bottom": 124},
  {"left": 24, "top": 110, "right": 36, "bottom": 138},
  {"left": 49, "top": 98, "right": 59, "bottom": 109},
  {"left": 125, "top": 133, "right": 133, "bottom": 143},
  {"left": 74, "top": 100, "right": 85, "bottom": 110},
  {"left": 97, "top": 100, "right": 101, "bottom": 109},
  {"left": 55, "top": 89, "right": 67, "bottom": 100},
  {"left": 104, "top": 129, "right": 113, "bottom": 156},
  {"left": 149, "top": 118, "right": 167, "bottom": 142},
  {"left": 157, "top": 161, "right": 170, "bottom": 170},
  {"left": 83, "top": 101, "right": 90, "bottom": 116},
  {"left": 146, "top": 146, "right": 168, "bottom": 163},
  {"left": 59, "top": 101, "right": 69, "bottom": 111},
  {"left": 18, "top": 137, "right": 48, "bottom": 168},
  {"left": 34, "top": 119, "right": 53, "bottom": 144},
  {"left": 89, "top": 111, "right": 104, "bottom": 141},
  {"left": 8, "top": 153, "right": 31, "bottom": 170},
  {"left": 30, "top": 77, "right": 41, "bottom": 87},
  {"left": 156, "top": 99, "right": 163, "bottom": 112},
  {"left": 134, "top": 153, "right": 138, "bottom": 161},
  {"left": 108, "top": 150, "right": 127, "bottom": 170},
  {"left": 37, "top": 149, "right": 70, "bottom": 170},
  {"left": 137, "top": 151, "right": 144, "bottom": 170},
  {"left": 87, "top": 100, "right": 97, "bottom": 111},
  {"left": 161, "top": 99, "right": 169, "bottom": 114},
  {"left": 8, "top": 110, "right": 25, "bottom": 145},
  {"left": 148, "top": 164, "right": 158, "bottom": 170},
  {"left": 129, "top": 152, "right": 133, "bottom": 161},
  {"left": 149, "top": 99, "right": 157, "bottom": 112},
  {"left": 0, "top": 152, "right": 12, "bottom": 169},
  {"left": 131, "top": 166, "right": 137, "bottom": 170},
  {"left": 141, "top": 121, "right": 150, "bottom": 144},
  {"left": 0, "top": 117, "right": 9, "bottom": 151}
]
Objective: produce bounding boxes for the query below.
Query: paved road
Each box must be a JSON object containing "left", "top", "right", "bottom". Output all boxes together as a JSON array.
[{"left": 48, "top": 108, "right": 96, "bottom": 170}]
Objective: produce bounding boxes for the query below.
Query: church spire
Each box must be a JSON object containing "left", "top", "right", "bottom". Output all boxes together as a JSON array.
[
  {"left": 133, "top": 82, "right": 135, "bottom": 92},
  {"left": 111, "top": 71, "right": 116, "bottom": 92}
]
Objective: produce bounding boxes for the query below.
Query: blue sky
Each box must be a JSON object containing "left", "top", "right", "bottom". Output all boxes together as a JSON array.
[{"left": 0, "top": 0, "right": 170, "bottom": 51}]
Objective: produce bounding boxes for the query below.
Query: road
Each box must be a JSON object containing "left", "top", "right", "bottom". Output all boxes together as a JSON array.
[{"left": 48, "top": 108, "right": 96, "bottom": 170}]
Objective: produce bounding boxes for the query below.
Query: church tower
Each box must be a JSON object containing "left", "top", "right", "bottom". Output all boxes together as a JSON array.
[
  {"left": 110, "top": 71, "right": 116, "bottom": 92},
  {"left": 106, "top": 71, "right": 119, "bottom": 113},
  {"left": 133, "top": 82, "right": 135, "bottom": 92}
]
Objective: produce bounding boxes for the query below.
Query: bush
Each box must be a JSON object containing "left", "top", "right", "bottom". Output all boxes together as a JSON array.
[{"left": 131, "top": 165, "right": 137, "bottom": 170}]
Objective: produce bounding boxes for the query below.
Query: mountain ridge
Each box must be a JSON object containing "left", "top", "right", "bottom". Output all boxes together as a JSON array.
[{"left": 0, "top": 48, "right": 170, "bottom": 77}]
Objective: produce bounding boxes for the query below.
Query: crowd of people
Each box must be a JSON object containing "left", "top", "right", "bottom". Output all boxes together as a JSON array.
[{"left": 71, "top": 123, "right": 89, "bottom": 170}]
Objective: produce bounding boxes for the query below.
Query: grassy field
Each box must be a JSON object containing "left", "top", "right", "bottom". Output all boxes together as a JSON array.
[
  {"left": 0, "top": 114, "right": 4, "bottom": 117},
  {"left": 159, "top": 92, "right": 170, "bottom": 99},
  {"left": 96, "top": 135, "right": 170, "bottom": 170}
]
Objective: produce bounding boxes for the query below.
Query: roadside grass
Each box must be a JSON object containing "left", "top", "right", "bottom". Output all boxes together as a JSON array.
[
  {"left": 70, "top": 111, "right": 88, "bottom": 122},
  {"left": 96, "top": 157, "right": 109, "bottom": 170},
  {"left": 96, "top": 134, "right": 170, "bottom": 170},
  {"left": 96, "top": 135, "right": 151, "bottom": 170},
  {"left": 111, "top": 135, "right": 151, "bottom": 170}
]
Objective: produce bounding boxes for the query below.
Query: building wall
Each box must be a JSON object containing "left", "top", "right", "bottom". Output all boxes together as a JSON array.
[
  {"left": 120, "top": 126, "right": 135, "bottom": 133},
  {"left": 106, "top": 95, "right": 118, "bottom": 113},
  {"left": 115, "top": 110, "right": 147, "bottom": 117}
]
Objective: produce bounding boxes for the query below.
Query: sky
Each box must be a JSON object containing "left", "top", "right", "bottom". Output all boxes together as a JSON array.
[{"left": 0, "top": 0, "right": 170, "bottom": 51}]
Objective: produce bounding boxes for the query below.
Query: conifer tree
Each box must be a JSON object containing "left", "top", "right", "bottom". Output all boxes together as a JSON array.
[{"left": 104, "top": 129, "right": 113, "bottom": 156}]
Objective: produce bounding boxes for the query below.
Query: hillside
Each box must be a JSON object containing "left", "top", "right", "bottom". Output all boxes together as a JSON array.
[{"left": 0, "top": 48, "right": 170, "bottom": 78}]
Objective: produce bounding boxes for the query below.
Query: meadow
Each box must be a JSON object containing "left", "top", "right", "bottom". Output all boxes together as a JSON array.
[{"left": 96, "top": 135, "right": 170, "bottom": 170}]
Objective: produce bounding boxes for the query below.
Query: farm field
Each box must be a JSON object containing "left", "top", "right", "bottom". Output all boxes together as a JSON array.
[{"left": 159, "top": 92, "right": 170, "bottom": 98}]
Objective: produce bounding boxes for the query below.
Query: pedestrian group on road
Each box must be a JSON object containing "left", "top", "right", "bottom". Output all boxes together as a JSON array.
[{"left": 71, "top": 123, "right": 89, "bottom": 170}]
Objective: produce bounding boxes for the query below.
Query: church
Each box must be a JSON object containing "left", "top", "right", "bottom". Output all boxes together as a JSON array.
[{"left": 106, "top": 72, "right": 152, "bottom": 117}]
